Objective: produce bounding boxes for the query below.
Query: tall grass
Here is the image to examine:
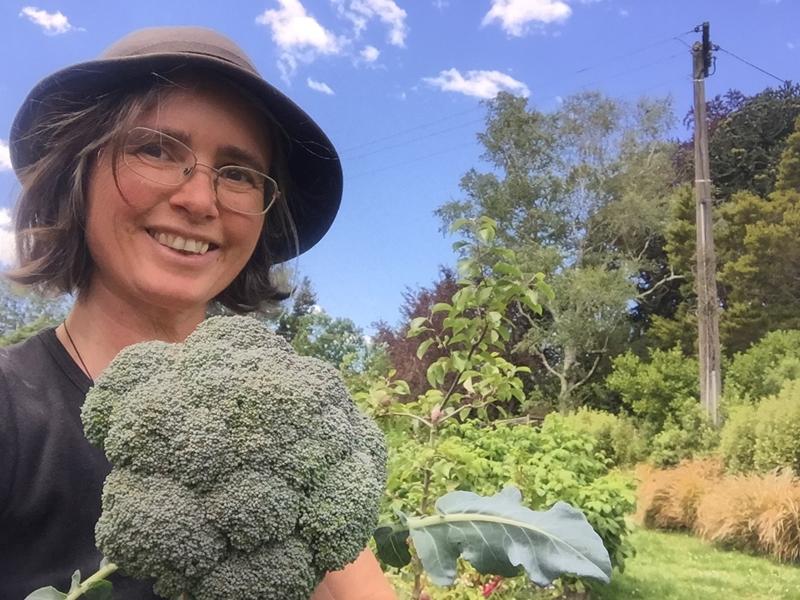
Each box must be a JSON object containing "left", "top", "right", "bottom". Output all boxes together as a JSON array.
[
  {"left": 636, "top": 459, "right": 722, "bottom": 531},
  {"left": 639, "top": 460, "right": 800, "bottom": 563}
]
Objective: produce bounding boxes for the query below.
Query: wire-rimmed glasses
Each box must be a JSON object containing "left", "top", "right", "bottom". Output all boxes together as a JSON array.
[{"left": 122, "top": 127, "right": 279, "bottom": 216}]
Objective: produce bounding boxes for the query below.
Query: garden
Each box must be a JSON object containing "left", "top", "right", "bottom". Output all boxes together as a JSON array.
[{"left": 5, "top": 82, "right": 800, "bottom": 599}]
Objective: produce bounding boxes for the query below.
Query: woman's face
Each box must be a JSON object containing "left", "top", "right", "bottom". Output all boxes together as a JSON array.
[{"left": 85, "top": 83, "right": 270, "bottom": 315}]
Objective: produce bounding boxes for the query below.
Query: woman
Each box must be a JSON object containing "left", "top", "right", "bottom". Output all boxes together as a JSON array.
[{"left": 0, "top": 26, "right": 396, "bottom": 599}]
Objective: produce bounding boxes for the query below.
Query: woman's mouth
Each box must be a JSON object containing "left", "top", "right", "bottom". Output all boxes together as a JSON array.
[{"left": 147, "top": 229, "right": 216, "bottom": 255}]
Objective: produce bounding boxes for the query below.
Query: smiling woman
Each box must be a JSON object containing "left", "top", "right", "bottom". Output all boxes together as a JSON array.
[{"left": 0, "top": 26, "right": 395, "bottom": 600}]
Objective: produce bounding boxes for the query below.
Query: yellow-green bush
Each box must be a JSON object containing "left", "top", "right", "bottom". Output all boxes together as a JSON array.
[
  {"left": 562, "top": 407, "right": 646, "bottom": 467},
  {"left": 753, "top": 380, "right": 800, "bottom": 473},
  {"left": 719, "top": 403, "right": 758, "bottom": 473}
]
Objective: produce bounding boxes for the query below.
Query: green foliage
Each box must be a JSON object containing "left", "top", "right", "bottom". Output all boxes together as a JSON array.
[
  {"left": 0, "top": 279, "right": 70, "bottom": 345},
  {"left": 776, "top": 115, "right": 800, "bottom": 191},
  {"left": 362, "top": 218, "right": 629, "bottom": 597},
  {"left": 720, "top": 380, "right": 800, "bottom": 475},
  {"left": 752, "top": 380, "right": 800, "bottom": 473},
  {"left": 648, "top": 401, "right": 719, "bottom": 468},
  {"left": 716, "top": 187, "right": 800, "bottom": 353},
  {"left": 606, "top": 347, "right": 698, "bottom": 433},
  {"left": 724, "top": 329, "right": 800, "bottom": 403},
  {"left": 77, "top": 316, "right": 387, "bottom": 599},
  {"left": 706, "top": 83, "right": 800, "bottom": 199},
  {"left": 381, "top": 418, "right": 635, "bottom": 577},
  {"left": 561, "top": 408, "right": 645, "bottom": 467},
  {"left": 437, "top": 91, "right": 679, "bottom": 411},
  {"left": 719, "top": 403, "right": 758, "bottom": 473}
]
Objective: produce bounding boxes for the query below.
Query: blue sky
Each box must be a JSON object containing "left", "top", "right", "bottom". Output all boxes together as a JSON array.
[{"left": 0, "top": 0, "right": 797, "bottom": 332}]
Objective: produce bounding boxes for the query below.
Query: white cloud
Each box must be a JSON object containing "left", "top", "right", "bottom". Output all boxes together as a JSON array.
[
  {"left": 424, "top": 68, "right": 530, "bottom": 99},
  {"left": 360, "top": 45, "right": 380, "bottom": 62},
  {"left": 0, "top": 140, "right": 11, "bottom": 172},
  {"left": 19, "top": 6, "right": 76, "bottom": 35},
  {"left": 307, "top": 77, "right": 335, "bottom": 95},
  {"left": 0, "top": 208, "right": 15, "bottom": 267},
  {"left": 256, "top": 0, "right": 345, "bottom": 78},
  {"left": 482, "top": 0, "right": 572, "bottom": 36},
  {"left": 788, "top": 41, "right": 796, "bottom": 50},
  {"left": 333, "top": 0, "right": 408, "bottom": 47},
  {"left": 619, "top": 8, "right": 629, "bottom": 17}
]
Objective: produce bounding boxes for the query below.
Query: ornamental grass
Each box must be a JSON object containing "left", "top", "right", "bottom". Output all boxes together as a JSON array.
[
  {"left": 636, "top": 459, "right": 722, "bottom": 531},
  {"left": 640, "top": 461, "right": 800, "bottom": 564}
]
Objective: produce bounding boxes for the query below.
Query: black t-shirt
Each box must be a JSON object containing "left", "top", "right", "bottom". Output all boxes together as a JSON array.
[{"left": 0, "top": 329, "right": 160, "bottom": 599}]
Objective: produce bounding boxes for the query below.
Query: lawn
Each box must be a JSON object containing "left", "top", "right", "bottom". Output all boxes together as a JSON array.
[{"left": 593, "top": 527, "right": 800, "bottom": 600}]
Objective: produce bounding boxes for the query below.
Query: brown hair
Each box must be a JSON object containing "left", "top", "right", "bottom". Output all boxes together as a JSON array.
[{"left": 7, "top": 67, "right": 297, "bottom": 312}]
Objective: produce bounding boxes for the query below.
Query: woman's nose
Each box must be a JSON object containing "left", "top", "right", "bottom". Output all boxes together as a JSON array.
[{"left": 168, "top": 163, "right": 220, "bottom": 219}]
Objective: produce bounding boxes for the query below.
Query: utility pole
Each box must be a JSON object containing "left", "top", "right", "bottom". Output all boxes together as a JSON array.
[{"left": 692, "top": 21, "right": 721, "bottom": 426}]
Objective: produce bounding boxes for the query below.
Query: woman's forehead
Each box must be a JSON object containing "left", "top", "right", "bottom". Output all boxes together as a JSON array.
[{"left": 133, "top": 82, "right": 272, "bottom": 163}]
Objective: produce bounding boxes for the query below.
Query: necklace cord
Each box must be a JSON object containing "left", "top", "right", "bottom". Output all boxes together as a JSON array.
[{"left": 63, "top": 321, "right": 94, "bottom": 384}]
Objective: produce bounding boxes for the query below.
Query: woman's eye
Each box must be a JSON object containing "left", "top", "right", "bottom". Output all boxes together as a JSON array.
[
  {"left": 222, "top": 168, "right": 256, "bottom": 186},
  {"left": 138, "top": 143, "right": 165, "bottom": 159}
]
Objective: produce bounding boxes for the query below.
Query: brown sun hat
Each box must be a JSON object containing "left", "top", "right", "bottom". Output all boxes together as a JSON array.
[{"left": 9, "top": 26, "right": 342, "bottom": 261}]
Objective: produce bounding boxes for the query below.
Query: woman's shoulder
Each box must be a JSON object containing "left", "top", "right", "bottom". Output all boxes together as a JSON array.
[
  {"left": 0, "top": 327, "right": 56, "bottom": 366},
  {"left": 0, "top": 328, "right": 57, "bottom": 389},
  {"left": 0, "top": 327, "right": 89, "bottom": 394}
]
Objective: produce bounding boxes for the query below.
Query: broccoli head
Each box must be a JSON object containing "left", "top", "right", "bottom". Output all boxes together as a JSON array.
[{"left": 81, "top": 315, "right": 388, "bottom": 599}]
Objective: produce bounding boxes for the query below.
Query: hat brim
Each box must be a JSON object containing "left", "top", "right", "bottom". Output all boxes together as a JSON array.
[{"left": 10, "top": 52, "right": 343, "bottom": 262}]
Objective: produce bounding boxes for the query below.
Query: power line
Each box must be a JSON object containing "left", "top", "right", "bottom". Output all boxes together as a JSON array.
[
  {"left": 340, "top": 104, "right": 483, "bottom": 153},
  {"left": 342, "top": 48, "right": 688, "bottom": 162},
  {"left": 341, "top": 117, "right": 485, "bottom": 160},
  {"left": 348, "top": 144, "right": 469, "bottom": 180},
  {"left": 716, "top": 45, "right": 787, "bottom": 85},
  {"left": 336, "top": 28, "right": 697, "bottom": 156}
]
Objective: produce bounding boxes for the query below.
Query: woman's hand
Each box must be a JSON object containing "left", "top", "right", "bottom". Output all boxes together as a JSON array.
[{"left": 311, "top": 548, "right": 397, "bottom": 600}]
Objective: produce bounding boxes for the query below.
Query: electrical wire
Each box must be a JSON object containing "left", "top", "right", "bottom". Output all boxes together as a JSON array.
[
  {"left": 341, "top": 117, "right": 485, "bottom": 159},
  {"left": 716, "top": 45, "right": 787, "bottom": 85},
  {"left": 336, "top": 28, "right": 698, "bottom": 157}
]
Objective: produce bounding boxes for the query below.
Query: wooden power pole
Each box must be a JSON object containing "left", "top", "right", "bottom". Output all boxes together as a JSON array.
[{"left": 692, "top": 22, "right": 721, "bottom": 426}]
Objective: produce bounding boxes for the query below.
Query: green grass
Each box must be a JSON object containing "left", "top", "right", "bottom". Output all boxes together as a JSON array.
[{"left": 592, "top": 528, "right": 800, "bottom": 600}]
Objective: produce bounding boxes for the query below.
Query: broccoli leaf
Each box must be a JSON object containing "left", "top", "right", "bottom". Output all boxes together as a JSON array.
[
  {"left": 375, "top": 486, "right": 612, "bottom": 588},
  {"left": 22, "top": 588, "right": 67, "bottom": 600},
  {"left": 83, "top": 580, "right": 113, "bottom": 600},
  {"left": 68, "top": 571, "right": 81, "bottom": 593},
  {"left": 373, "top": 519, "right": 412, "bottom": 568}
]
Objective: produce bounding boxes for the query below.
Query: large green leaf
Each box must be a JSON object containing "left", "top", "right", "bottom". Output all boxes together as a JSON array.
[{"left": 384, "top": 486, "right": 612, "bottom": 587}]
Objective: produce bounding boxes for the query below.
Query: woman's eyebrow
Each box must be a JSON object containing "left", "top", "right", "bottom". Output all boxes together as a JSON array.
[
  {"left": 146, "top": 127, "right": 268, "bottom": 172},
  {"left": 218, "top": 145, "right": 268, "bottom": 173}
]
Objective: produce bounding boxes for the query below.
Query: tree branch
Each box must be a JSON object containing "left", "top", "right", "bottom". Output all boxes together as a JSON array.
[{"left": 388, "top": 411, "right": 433, "bottom": 429}]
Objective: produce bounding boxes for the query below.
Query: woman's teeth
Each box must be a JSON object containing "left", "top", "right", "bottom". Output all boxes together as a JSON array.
[{"left": 152, "top": 231, "right": 210, "bottom": 255}]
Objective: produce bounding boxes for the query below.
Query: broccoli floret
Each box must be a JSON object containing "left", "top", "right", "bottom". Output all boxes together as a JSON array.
[{"left": 81, "top": 315, "right": 387, "bottom": 599}]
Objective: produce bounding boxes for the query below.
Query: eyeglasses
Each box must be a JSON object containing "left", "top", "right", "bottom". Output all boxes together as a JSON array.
[{"left": 121, "top": 127, "right": 280, "bottom": 216}]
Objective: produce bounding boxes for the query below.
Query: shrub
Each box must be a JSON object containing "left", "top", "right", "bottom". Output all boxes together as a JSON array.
[
  {"left": 383, "top": 416, "right": 636, "bottom": 573},
  {"left": 719, "top": 403, "right": 759, "bottom": 473},
  {"left": 724, "top": 329, "right": 800, "bottom": 403},
  {"left": 648, "top": 400, "right": 719, "bottom": 468},
  {"left": 753, "top": 379, "right": 800, "bottom": 473},
  {"left": 562, "top": 408, "right": 646, "bottom": 467},
  {"left": 636, "top": 459, "right": 723, "bottom": 531},
  {"left": 606, "top": 347, "right": 698, "bottom": 433}
]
